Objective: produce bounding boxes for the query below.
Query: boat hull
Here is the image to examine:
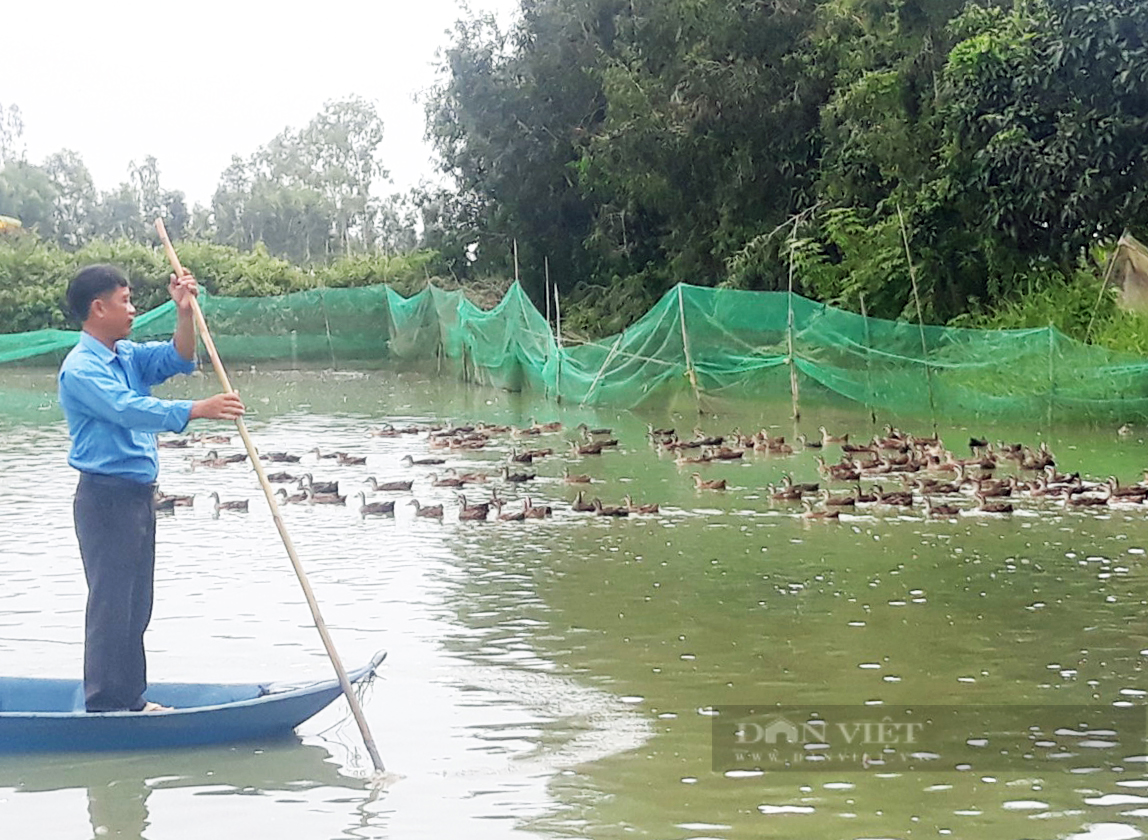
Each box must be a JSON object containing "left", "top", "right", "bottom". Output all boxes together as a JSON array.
[{"left": 0, "top": 651, "right": 385, "bottom": 754}]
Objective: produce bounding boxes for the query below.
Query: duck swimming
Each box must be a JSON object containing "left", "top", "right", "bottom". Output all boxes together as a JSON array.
[
  {"left": 408, "top": 499, "right": 444, "bottom": 518},
  {"left": 622, "top": 494, "right": 659, "bottom": 514},
  {"left": 571, "top": 490, "right": 596, "bottom": 512},
  {"left": 296, "top": 473, "right": 339, "bottom": 495},
  {"left": 563, "top": 467, "right": 592, "bottom": 484},
  {"left": 456, "top": 494, "right": 491, "bottom": 521},
  {"left": 209, "top": 492, "right": 249, "bottom": 513},
  {"left": 356, "top": 492, "right": 395, "bottom": 517},
  {"left": 402, "top": 454, "right": 447, "bottom": 467},
  {"left": 305, "top": 488, "right": 346, "bottom": 505},
  {"left": 591, "top": 498, "right": 629, "bottom": 517},
  {"left": 692, "top": 473, "right": 727, "bottom": 491},
  {"left": 275, "top": 488, "right": 308, "bottom": 504},
  {"left": 364, "top": 476, "right": 413, "bottom": 492}
]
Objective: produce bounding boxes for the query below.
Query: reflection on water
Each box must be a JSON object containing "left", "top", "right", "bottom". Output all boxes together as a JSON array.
[
  {"left": 1, "top": 366, "right": 1147, "bottom": 839},
  {"left": 1, "top": 742, "right": 352, "bottom": 839},
  {"left": 0, "top": 368, "right": 650, "bottom": 839}
]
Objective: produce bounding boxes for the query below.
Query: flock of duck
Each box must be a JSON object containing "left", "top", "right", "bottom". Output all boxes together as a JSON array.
[
  {"left": 157, "top": 420, "right": 638, "bottom": 521},
  {"left": 155, "top": 418, "right": 1145, "bottom": 522}
]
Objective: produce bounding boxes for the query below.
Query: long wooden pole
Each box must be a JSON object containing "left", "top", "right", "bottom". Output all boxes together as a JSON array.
[
  {"left": 859, "top": 293, "right": 877, "bottom": 425},
  {"left": 786, "top": 223, "right": 801, "bottom": 421},
  {"left": 897, "top": 205, "right": 938, "bottom": 434},
  {"left": 1085, "top": 230, "right": 1125, "bottom": 344},
  {"left": 154, "top": 219, "right": 386, "bottom": 777},
  {"left": 581, "top": 330, "right": 625, "bottom": 407},
  {"left": 677, "top": 285, "right": 703, "bottom": 413},
  {"left": 550, "top": 260, "right": 563, "bottom": 405}
]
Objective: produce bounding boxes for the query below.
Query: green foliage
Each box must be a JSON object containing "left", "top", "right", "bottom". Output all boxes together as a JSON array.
[
  {"left": 924, "top": 0, "right": 1148, "bottom": 284},
  {"left": 0, "top": 162, "right": 58, "bottom": 238},
  {"left": 0, "top": 235, "right": 445, "bottom": 334},
  {"left": 211, "top": 96, "right": 407, "bottom": 263},
  {"left": 0, "top": 235, "right": 73, "bottom": 332},
  {"left": 428, "top": 0, "right": 1148, "bottom": 341},
  {"left": 0, "top": 98, "right": 417, "bottom": 265},
  {"left": 4, "top": 1, "right": 1148, "bottom": 351},
  {"left": 424, "top": 4, "right": 610, "bottom": 298},
  {"left": 560, "top": 272, "right": 660, "bottom": 339},
  {"left": 950, "top": 247, "right": 1148, "bottom": 356},
  {"left": 796, "top": 208, "right": 919, "bottom": 320},
  {"left": 313, "top": 251, "right": 438, "bottom": 296}
]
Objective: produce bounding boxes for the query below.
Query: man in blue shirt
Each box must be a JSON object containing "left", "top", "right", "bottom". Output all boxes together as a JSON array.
[{"left": 58, "top": 264, "right": 245, "bottom": 712}]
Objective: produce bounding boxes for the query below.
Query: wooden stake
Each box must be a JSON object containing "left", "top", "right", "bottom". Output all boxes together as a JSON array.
[
  {"left": 581, "top": 330, "right": 625, "bottom": 407},
  {"left": 859, "top": 292, "right": 877, "bottom": 425},
  {"left": 677, "top": 285, "right": 702, "bottom": 413},
  {"left": 786, "top": 224, "right": 801, "bottom": 421},
  {"left": 897, "top": 205, "right": 937, "bottom": 434},
  {"left": 1085, "top": 231, "right": 1125, "bottom": 344},
  {"left": 1047, "top": 322, "right": 1055, "bottom": 430},
  {"left": 154, "top": 219, "right": 386, "bottom": 778},
  {"left": 551, "top": 264, "right": 563, "bottom": 404},
  {"left": 544, "top": 257, "right": 551, "bottom": 328}
]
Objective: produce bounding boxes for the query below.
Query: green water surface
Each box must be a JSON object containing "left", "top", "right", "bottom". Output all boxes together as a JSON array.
[{"left": 0, "top": 365, "right": 1145, "bottom": 840}]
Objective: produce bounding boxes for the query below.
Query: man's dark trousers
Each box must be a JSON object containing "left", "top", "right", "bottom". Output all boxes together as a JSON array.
[{"left": 73, "top": 472, "right": 156, "bottom": 712}]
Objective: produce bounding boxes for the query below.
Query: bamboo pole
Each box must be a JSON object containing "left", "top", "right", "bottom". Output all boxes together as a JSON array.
[
  {"left": 677, "top": 285, "right": 703, "bottom": 413},
  {"left": 154, "top": 219, "right": 387, "bottom": 779},
  {"left": 786, "top": 225, "right": 801, "bottom": 421},
  {"left": 581, "top": 330, "right": 625, "bottom": 407},
  {"left": 897, "top": 205, "right": 937, "bottom": 434},
  {"left": 552, "top": 271, "right": 563, "bottom": 404},
  {"left": 1085, "top": 231, "right": 1125, "bottom": 344},
  {"left": 544, "top": 257, "right": 552, "bottom": 400},
  {"left": 1047, "top": 322, "right": 1055, "bottom": 430},
  {"left": 859, "top": 293, "right": 877, "bottom": 426},
  {"left": 317, "top": 288, "right": 338, "bottom": 370},
  {"left": 544, "top": 257, "right": 551, "bottom": 328}
]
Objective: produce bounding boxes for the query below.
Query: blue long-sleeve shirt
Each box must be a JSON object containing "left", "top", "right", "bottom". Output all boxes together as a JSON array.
[{"left": 58, "top": 331, "right": 197, "bottom": 484}]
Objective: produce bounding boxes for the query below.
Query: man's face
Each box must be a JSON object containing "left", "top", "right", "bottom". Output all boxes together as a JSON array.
[{"left": 94, "top": 285, "right": 136, "bottom": 339}]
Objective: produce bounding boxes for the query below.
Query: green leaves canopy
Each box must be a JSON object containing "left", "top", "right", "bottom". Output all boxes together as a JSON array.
[{"left": 426, "top": 0, "right": 1148, "bottom": 324}]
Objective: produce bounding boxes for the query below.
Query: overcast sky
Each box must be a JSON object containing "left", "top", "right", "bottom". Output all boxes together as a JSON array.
[{"left": 4, "top": 0, "right": 518, "bottom": 207}]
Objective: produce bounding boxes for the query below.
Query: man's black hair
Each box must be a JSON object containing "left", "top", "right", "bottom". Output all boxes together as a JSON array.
[{"left": 67, "top": 264, "right": 129, "bottom": 322}]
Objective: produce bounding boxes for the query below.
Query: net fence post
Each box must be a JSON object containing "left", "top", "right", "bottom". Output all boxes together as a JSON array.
[
  {"left": 554, "top": 277, "right": 563, "bottom": 405},
  {"left": 677, "top": 285, "right": 703, "bottom": 414},
  {"left": 897, "top": 205, "right": 937, "bottom": 433},
  {"left": 1047, "top": 323, "right": 1055, "bottom": 430},
  {"left": 543, "top": 256, "right": 551, "bottom": 400},
  {"left": 317, "top": 288, "right": 338, "bottom": 371},
  {"left": 580, "top": 330, "right": 625, "bottom": 407},
  {"left": 859, "top": 293, "right": 876, "bottom": 425},
  {"left": 786, "top": 230, "right": 801, "bottom": 422}
]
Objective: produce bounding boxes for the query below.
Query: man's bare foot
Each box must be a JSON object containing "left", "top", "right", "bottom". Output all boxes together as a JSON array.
[{"left": 140, "top": 701, "right": 172, "bottom": 712}]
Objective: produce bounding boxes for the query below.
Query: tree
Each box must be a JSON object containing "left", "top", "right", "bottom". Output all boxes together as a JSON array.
[
  {"left": 129, "top": 156, "right": 164, "bottom": 229},
  {"left": 300, "top": 96, "right": 388, "bottom": 251},
  {"left": 935, "top": 0, "right": 1148, "bottom": 269},
  {"left": 210, "top": 97, "right": 391, "bottom": 263},
  {"left": 576, "top": 0, "right": 827, "bottom": 289},
  {"left": 0, "top": 161, "right": 59, "bottom": 237},
  {"left": 43, "top": 150, "right": 98, "bottom": 248},
  {"left": 93, "top": 183, "right": 143, "bottom": 241},
  {"left": 0, "top": 103, "right": 25, "bottom": 166},
  {"left": 426, "top": 1, "right": 830, "bottom": 299},
  {"left": 425, "top": 3, "right": 618, "bottom": 295}
]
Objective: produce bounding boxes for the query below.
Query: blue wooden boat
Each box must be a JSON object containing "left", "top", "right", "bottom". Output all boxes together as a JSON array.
[{"left": 0, "top": 651, "right": 386, "bottom": 754}]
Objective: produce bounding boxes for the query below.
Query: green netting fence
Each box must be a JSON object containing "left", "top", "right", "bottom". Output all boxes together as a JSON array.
[{"left": 2, "top": 282, "right": 1147, "bottom": 422}]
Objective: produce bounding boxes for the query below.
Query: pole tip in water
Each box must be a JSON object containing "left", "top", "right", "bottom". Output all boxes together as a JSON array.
[{"left": 366, "top": 770, "right": 403, "bottom": 791}]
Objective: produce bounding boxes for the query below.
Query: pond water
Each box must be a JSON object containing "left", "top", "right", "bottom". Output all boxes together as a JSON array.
[{"left": 0, "top": 365, "right": 1146, "bottom": 840}]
